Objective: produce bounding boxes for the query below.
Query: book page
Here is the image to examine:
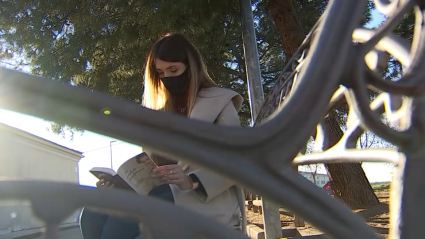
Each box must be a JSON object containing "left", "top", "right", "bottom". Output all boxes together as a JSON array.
[
  {"left": 117, "top": 152, "right": 162, "bottom": 195},
  {"left": 90, "top": 167, "right": 117, "bottom": 177}
]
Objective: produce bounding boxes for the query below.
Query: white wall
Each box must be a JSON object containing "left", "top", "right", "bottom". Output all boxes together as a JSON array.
[
  {"left": 0, "top": 124, "right": 83, "bottom": 233},
  {"left": 299, "top": 172, "right": 330, "bottom": 188}
]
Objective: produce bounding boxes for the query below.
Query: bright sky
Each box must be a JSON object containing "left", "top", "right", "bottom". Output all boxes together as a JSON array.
[
  {"left": 0, "top": 108, "right": 142, "bottom": 186},
  {"left": 0, "top": 8, "right": 393, "bottom": 186}
]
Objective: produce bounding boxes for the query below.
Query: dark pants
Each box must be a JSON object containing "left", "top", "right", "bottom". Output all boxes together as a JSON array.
[{"left": 80, "top": 184, "right": 174, "bottom": 239}]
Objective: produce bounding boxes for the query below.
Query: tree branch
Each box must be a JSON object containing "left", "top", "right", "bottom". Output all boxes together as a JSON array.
[
  {"left": 261, "top": 69, "right": 282, "bottom": 76},
  {"left": 220, "top": 65, "right": 246, "bottom": 80},
  {"left": 259, "top": 44, "right": 272, "bottom": 61}
]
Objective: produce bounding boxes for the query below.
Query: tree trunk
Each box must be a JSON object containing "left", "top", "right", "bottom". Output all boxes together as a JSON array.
[
  {"left": 324, "top": 112, "right": 380, "bottom": 209},
  {"left": 267, "top": 0, "right": 304, "bottom": 59},
  {"left": 267, "top": 0, "right": 380, "bottom": 209}
]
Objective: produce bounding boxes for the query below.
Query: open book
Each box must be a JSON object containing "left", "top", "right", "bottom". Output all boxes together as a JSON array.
[{"left": 90, "top": 152, "right": 162, "bottom": 195}]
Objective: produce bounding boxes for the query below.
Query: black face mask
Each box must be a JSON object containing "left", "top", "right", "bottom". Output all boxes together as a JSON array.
[{"left": 160, "top": 69, "right": 190, "bottom": 96}]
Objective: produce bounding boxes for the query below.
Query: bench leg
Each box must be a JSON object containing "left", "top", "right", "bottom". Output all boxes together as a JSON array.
[{"left": 294, "top": 215, "right": 306, "bottom": 227}]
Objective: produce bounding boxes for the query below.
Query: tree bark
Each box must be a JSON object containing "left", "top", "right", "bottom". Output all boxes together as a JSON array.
[
  {"left": 267, "top": 0, "right": 380, "bottom": 209},
  {"left": 324, "top": 112, "right": 380, "bottom": 209},
  {"left": 267, "top": 0, "right": 305, "bottom": 59}
]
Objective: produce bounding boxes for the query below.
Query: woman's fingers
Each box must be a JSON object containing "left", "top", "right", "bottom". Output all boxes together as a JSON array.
[
  {"left": 154, "top": 164, "right": 179, "bottom": 173},
  {"left": 96, "top": 180, "right": 106, "bottom": 188},
  {"left": 164, "top": 172, "right": 185, "bottom": 185},
  {"left": 155, "top": 173, "right": 183, "bottom": 184},
  {"left": 155, "top": 170, "right": 180, "bottom": 177},
  {"left": 96, "top": 178, "right": 113, "bottom": 188},
  {"left": 151, "top": 164, "right": 189, "bottom": 188},
  {"left": 96, "top": 179, "right": 104, "bottom": 187},
  {"left": 167, "top": 179, "right": 183, "bottom": 184},
  {"left": 166, "top": 174, "right": 182, "bottom": 181},
  {"left": 95, "top": 174, "right": 115, "bottom": 188},
  {"left": 152, "top": 165, "right": 182, "bottom": 178}
]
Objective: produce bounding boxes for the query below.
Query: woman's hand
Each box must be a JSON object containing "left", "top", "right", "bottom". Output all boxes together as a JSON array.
[
  {"left": 95, "top": 174, "right": 114, "bottom": 188},
  {"left": 151, "top": 164, "right": 192, "bottom": 190}
]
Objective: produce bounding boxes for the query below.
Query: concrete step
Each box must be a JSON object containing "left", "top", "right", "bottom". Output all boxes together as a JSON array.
[{"left": 0, "top": 223, "right": 79, "bottom": 239}]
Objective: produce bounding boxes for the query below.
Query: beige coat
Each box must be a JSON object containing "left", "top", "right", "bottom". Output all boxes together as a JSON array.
[{"left": 144, "top": 86, "right": 247, "bottom": 234}]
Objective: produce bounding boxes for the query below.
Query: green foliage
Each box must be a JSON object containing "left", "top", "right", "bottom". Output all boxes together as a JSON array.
[
  {"left": 0, "top": 0, "right": 408, "bottom": 138},
  {"left": 0, "top": 0, "right": 285, "bottom": 132},
  {"left": 293, "top": 0, "right": 372, "bottom": 36},
  {"left": 394, "top": 9, "right": 415, "bottom": 42},
  {"left": 49, "top": 122, "right": 84, "bottom": 141},
  {"left": 371, "top": 182, "right": 390, "bottom": 192}
]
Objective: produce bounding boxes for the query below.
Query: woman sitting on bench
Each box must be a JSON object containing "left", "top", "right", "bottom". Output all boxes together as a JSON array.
[{"left": 79, "top": 33, "right": 246, "bottom": 239}]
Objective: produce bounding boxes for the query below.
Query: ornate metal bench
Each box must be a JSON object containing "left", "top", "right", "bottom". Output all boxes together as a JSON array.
[{"left": 1, "top": 0, "right": 424, "bottom": 238}]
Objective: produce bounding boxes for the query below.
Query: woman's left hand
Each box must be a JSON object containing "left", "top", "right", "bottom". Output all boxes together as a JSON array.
[{"left": 151, "top": 164, "right": 192, "bottom": 190}]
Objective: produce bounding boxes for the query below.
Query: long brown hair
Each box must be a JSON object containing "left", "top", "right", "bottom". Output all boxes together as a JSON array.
[{"left": 142, "top": 33, "right": 217, "bottom": 113}]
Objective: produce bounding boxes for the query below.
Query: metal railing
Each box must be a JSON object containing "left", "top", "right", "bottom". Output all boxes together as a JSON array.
[{"left": 1, "top": 0, "right": 424, "bottom": 238}]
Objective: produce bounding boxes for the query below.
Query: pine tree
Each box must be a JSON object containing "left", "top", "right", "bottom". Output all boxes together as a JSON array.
[{"left": 263, "top": 0, "right": 380, "bottom": 208}]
